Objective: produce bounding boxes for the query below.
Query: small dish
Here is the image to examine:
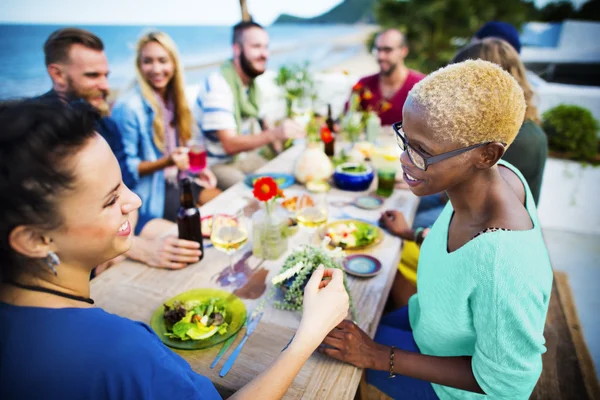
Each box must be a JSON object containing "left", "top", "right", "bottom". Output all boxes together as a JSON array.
[
  {"left": 343, "top": 254, "right": 382, "bottom": 277},
  {"left": 333, "top": 162, "right": 375, "bottom": 192}
]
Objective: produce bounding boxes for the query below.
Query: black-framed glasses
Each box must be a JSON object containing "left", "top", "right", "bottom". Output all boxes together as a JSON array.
[{"left": 393, "top": 121, "right": 494, "bottom": 171}]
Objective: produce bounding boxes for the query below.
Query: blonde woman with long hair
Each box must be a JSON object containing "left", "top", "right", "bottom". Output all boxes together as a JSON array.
[{"left": 113, "top": 31, "right": 220, "bottom": 238}]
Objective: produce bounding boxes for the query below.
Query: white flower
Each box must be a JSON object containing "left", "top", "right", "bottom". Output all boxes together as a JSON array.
[{"left": 272, "top": 261, "right": 307, "bottom": 285}]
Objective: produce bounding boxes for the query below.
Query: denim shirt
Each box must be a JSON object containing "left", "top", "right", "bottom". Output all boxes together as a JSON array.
[{"left": 112, "top": 87, "right": 174, "bottom": 234}]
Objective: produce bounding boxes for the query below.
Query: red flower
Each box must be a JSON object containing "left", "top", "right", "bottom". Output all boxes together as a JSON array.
[
  {"left": 362, "top": 89, "right": 373, "bottom": 100},
  {"left": 253, "top": 177, "right": 278, "bottom": 202},
  {"left": 320, "top": 125, "right": 333, "bottom": 144},
  {"left": 352, "top": 82, "right": 363, "bottom": 92},
  {"left": 380, "top": 100, "right": 392, "bottom": 113}
]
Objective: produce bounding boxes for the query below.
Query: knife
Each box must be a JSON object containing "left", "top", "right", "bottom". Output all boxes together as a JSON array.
[
  {"left": 219, "top": 312, "right": 264, "bottom": 377},
  {"left": 210, "top": 334, "right": 237, "bottom": 369}
]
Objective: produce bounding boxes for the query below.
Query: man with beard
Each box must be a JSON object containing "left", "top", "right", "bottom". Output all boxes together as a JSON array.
[
  {"left": 36, "top": 28, "right": 205, "bottom": 274},
  {"left": 36, "top": 28, "right": 135, "bottom": 189},
  {"left": 195, "top": 21, "right": 305, "bottom": 190},
  {"left": 347, "top": 29, "right": 425, "bottom": 126}
]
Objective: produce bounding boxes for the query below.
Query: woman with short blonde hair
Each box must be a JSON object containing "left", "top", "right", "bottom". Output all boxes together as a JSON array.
[{"left": 321, "top": 60, "right": 552, "bottom": 399}]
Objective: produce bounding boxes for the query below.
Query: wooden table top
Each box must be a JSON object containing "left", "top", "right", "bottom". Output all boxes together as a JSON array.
[{"left": 91, "top": 144, "right": 419, "bottom": 399}]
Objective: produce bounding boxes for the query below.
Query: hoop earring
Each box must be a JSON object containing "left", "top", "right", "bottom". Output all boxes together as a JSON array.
[{"left": 45, "top": 251, "right": 60, "bottom": 276}]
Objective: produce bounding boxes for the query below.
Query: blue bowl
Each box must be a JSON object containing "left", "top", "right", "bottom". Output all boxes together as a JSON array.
[{"left": 333, "top": 162, "right": 375, "bottom": 192}]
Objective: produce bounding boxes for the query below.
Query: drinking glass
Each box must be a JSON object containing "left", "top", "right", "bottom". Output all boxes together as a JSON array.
[
  {"left": 211, "top": 210, "right": 248, "bottom": 285},
  {"left": 296, "top": 193, "right": 328, "bottom": 229},
  {"left": 187, "top": 139, "right": 207, "bottom": 174}
]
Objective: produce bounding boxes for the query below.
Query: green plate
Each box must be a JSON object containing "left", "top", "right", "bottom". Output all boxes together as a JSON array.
[{"left": 150, "top": 288, "right": 247, "bottom": 350}]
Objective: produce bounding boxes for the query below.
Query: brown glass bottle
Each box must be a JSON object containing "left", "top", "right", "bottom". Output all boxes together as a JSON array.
[
  {"left": 177, "top": 178, "right": 204, "bottom": 261},
  {"left": 324, "top": 104, "right": 335, "bottom": 157}
]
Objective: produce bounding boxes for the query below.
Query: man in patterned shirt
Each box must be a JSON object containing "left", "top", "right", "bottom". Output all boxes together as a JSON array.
[{"left": 194, "top": 21, "right": 304, "bottom": 190}]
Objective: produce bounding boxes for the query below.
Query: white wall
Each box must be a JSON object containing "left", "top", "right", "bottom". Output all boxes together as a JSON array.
[{"left": 537, "top": 158, "right": 600, "bottom": 235}]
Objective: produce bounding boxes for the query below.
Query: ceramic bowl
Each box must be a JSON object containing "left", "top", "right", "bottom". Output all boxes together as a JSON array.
[{"left": 333, "top": 162, "right": 375, "bottom": 191}]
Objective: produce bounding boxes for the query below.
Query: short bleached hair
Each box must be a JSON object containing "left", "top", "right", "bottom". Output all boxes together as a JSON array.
[{"left": 407, "top": 59, "right": 526, "bottom": 148}]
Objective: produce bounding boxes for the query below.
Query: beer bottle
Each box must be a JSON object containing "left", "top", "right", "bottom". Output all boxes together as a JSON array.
[
  {"left": 177, "top": 177, "right": 204, "bottom": 261},
  {"left": 324, "top": 104, "right": 336, "bottom": 157}
]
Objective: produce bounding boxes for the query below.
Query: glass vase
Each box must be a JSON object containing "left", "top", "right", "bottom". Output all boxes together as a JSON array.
[{"left": 252, "top": 203, "right": 288, "bottom": 260}]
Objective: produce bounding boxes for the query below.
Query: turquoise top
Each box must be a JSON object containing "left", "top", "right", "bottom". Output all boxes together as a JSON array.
[{"left": 408, "top": 160, "right": 553, "bottom": 399}]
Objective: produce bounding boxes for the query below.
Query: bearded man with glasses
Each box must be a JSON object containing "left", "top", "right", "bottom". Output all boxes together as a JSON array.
[{"left": 345, "top": 29, "right": 425, "bottom": 125}]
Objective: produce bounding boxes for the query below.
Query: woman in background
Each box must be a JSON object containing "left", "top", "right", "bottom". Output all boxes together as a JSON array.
[{"left": 112, "top": 31, "right": 220, "bottom": 234}]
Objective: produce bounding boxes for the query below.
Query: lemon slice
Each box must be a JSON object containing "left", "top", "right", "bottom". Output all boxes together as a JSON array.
[{"left": 186, "top": 324, "right": 220, "bottom": 340}]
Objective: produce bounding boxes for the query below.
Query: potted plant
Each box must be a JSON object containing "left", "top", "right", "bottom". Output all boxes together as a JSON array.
[
  {"left": 272, "top": 243, "right": 356, "bottom": 320},
  {"left": 543, "top": 104, "right": 600, "bottom": 163}
]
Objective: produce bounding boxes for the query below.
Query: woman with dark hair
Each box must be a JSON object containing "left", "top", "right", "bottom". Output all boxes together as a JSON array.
[{"left": 0, "top": 101, "right": 349, "bottom": 399}]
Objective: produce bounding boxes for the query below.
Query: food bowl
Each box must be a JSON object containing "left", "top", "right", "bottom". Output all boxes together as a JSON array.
[{"left": 333, "top": 162, "right": 375, "bottom": 191}]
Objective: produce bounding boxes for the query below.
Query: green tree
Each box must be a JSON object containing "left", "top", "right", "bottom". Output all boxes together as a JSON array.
[
  {"left": 373, "top": 0, "right": 537, "bottom": 72},
  {"left": 576, "top": 0, "right": 600, "bottom": 21},
  {"left": 538, "top": 0, "right": 575, "bottom": 21}
]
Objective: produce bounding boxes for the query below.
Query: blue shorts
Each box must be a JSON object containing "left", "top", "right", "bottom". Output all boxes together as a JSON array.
[{"left": 366, "top": 307, "right": 438, "bottom": 399}]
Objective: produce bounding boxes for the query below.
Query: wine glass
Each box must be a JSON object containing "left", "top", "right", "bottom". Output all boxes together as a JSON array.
[
  {"left": 296, "top": 193, "right": 328, "bottom": 229},
  {"left": 211, "top": 210, "right": 248, "bottom": 286},
  {"left": 186, "top": 139, "right": 207, "bottom": 174}
]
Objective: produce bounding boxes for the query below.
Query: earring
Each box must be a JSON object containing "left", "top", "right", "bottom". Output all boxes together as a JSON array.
[{"left": 45, "top": 251, "right": 60, "bottom": 276}]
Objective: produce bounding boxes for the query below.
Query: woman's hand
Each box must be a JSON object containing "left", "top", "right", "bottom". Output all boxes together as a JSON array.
[
  {"left": 139, "top": 235, "right": 202, "bottom": 269},
  {"left": 194, "top": 168, "right": 217, "bottom": 189},
  {"left": 318, "top": 320, "right": 384, "bottom": 369},
  {"left": 292, "top": 266, "right": 350, "bottom": 350},
  {"left": 379, "top": 210, "right": 411, "bottom": 239},
  {"left": 170, "top": 147, "right": 190, "bottom": 171}
]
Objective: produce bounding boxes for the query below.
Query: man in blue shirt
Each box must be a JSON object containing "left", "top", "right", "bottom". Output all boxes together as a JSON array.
[{"left": 35, "top": 28, "right": 204, "bottom": 274}]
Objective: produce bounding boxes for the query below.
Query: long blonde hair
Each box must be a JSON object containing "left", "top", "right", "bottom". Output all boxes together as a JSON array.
[
  {"left": 135, "top": 31, "right": 192, "bottom": 151},
  {"left": 452, "top": 38, "right": 541, "bottom": 125}
]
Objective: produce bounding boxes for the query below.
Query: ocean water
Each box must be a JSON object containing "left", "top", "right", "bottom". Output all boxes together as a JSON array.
[{"left": 0, "top": 24, "right": 362, "bottom": 99}]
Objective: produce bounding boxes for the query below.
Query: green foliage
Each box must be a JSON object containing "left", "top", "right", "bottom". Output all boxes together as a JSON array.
[
  {"left": 577, "top": 0, "right": 600, "bottom": 21},
  {"left": 273, "top": 245, "right": 356, "bottom": 320},
  {"left": 274, "top": 62, "right": 315, "bottom": 118},
  {"left": 538, "top": 1, "right": 575, "bottom": 21},
  {"left": 373, "top": 0, "right": 537, "bottom": 72},
  {"left": 274, "top": 0, "right": 376, "bottom": 24},
  {"left": 542, "top": 105, "right": 599, "bottom": 160}
]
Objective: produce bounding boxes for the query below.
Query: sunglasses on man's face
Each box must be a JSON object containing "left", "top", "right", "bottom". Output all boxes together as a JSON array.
[{"left": 392, "top": 121, "right": 494, "bottom": 171}]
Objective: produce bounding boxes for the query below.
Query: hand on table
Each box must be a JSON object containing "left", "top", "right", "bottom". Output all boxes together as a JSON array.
[
  {"left": 138, "top": 235, "right": 202, "bottom": 269},
  {"left": 318, "top": 320, "right": 382, "bottom": 369},
  {"left": 171, "top": 147, "right": 190, "bottom": 171},
  {"left": 379, "top": 210, "right": 411, "bottom": 239},
  {"left": 294, "top": 266, "right": 350, "bottom": 350}
]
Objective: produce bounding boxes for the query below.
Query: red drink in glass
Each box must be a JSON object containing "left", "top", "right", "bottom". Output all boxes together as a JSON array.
[{"left": 188, "top": 141, "right": 206, "bottom": 174}]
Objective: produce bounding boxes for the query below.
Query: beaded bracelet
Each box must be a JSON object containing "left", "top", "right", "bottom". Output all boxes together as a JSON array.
[
  {"left": 388, "top": 346, "right": 396, "bottom": 379},
  {"left": 413, "top": 227, "right": 425, "bottom": 243}
]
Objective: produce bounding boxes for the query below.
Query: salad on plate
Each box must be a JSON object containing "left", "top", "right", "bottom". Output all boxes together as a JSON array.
[{"left": 163, "top": 298, "right": 229, "bottom": 341}]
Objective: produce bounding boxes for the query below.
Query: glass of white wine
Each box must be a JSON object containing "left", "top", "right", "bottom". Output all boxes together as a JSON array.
[
  {"left": 211, "top": 211, "right": 248, "bottom": 286},
  {"left": 296, "top": 193, "right": 328, "bottom": 229}
]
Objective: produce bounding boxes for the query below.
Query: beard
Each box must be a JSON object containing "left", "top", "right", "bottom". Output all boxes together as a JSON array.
[
  {"left": 380, "top": 61, "right": 398, "bottom": 77},
  {"left": 66, "top": 76, "right": 110, "bottom": 117},
  {"left": 239, "top": 48, "right": 266, "bottom": 79}
]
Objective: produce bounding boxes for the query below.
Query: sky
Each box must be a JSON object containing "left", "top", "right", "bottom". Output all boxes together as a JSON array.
[
  {"left": 1, "top": 0, "right": 589, "bottom": 26},
  {"left": 1, "top": 0, "right": 344, "bottom": 26}
]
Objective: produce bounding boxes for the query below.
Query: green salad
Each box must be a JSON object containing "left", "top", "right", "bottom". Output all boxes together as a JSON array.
[
  {"left": 341, "top": 164, "right": 368, "bottom": 174},
  {"left": 163, "top": 298, "right": 229, "bottom": 341}
]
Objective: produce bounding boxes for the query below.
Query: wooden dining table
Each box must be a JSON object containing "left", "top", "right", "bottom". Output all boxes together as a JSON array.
[{"left": 91, "top": 142, "right": 419, "bottom": 399}]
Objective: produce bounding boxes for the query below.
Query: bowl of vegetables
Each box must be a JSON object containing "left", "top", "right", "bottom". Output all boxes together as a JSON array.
[{"left": 333, "top": 162, "right": 374, "bottom": 191}]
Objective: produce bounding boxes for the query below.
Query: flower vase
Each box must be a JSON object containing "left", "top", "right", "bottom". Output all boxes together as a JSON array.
[{"left": 252, "top": 203, "right": 288, "bottom": 260}]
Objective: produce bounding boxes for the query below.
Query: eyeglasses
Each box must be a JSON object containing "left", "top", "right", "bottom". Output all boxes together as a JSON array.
[
  {"left": 372, "top": 46, "right": 402, "bottom": 55},
  {"left": 393, "top": 121, "right": 495, "bottom": 171}
]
